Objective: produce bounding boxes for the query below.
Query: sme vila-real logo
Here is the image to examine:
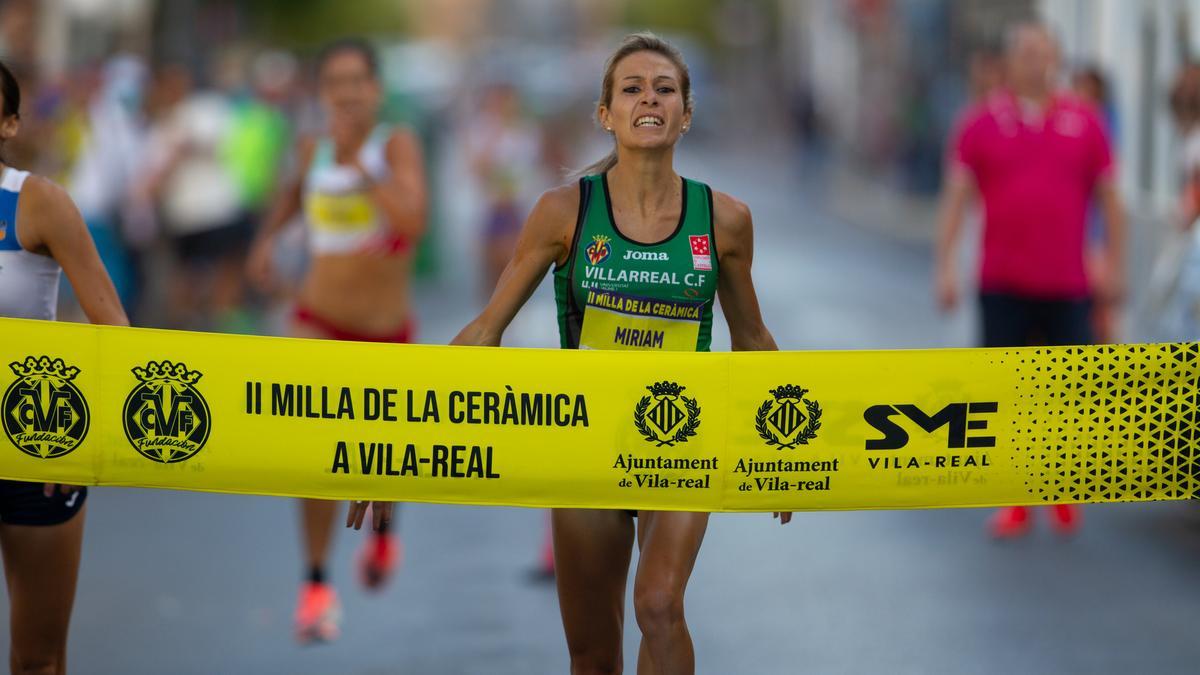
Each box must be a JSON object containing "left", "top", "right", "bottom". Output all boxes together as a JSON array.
[
  {"left": 756, "top": 384, "right": 821, "bottom": 450},
  {"left": 123, "top": 360, "right": 211, "bottom": 463},
  {"left": 2, "top": 356, "right": 90, "bottom": 459},
  {"left": 634, "top": 381, "right": 700, "bottom": 447}
]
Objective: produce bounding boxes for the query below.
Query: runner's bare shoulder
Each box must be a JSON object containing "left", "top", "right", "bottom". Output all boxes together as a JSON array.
[
  {"left": 14, "top": 175, "right": 83, "bottom": 254},
  {"left": 710, "top": 189, "right": 753, "bottom": 257},
  {"left": 525, "top": 181, "right": 582, "bottom": 258}
]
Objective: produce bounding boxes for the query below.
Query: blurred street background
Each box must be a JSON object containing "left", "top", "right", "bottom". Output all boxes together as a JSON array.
[{"left": 2, "top": 0, "right": 1200, "bottom": 673}]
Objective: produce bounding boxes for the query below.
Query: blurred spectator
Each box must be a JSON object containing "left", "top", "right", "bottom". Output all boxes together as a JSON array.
[
  {"left": 139, "top": 62, "right": 258, "bottom": 332},
  {"left": 789, "top": 73, "right": 826, "bottom": 183},
  {"left": 1170, "top": 63, "right": 1200, "bottom": 224},
  {"left": 226, "top": 50, "right": 296, "bottom": 218},
  {"left": 935, "top": 23, "right": 1126, "bottom": 538},
  {"left": 1072, "top": 65, "right": 1117, "bottom": 137},
  {"left": 64, "top": 56, "right": 149, "bottom": 316},
  {"left": 1167, "top": 63, "right": 1200, "bottom": 334},
  {"left": 463, "top": 82, "right": 549, "bottom": 293},
  {"left": 1072, "top": 64, "right": 1119, "bottom": 343}
]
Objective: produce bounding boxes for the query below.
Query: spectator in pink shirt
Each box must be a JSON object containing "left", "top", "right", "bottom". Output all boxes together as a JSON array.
[{"left": 935, "top": 23, "right": 1126, "bottom": 538}]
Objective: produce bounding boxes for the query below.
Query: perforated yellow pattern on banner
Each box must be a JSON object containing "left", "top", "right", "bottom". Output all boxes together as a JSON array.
[{"left": 0, "top": 317, "right": 1195, "bottom": 511}]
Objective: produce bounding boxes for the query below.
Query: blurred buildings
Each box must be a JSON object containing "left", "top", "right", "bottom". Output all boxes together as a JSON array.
[{"left": 1042, "top": 0, "right": 1200, "bottom": 215}]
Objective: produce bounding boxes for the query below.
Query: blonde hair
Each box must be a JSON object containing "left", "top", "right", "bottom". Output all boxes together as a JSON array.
[{"left": 576, "top": 32, "right": 694, "bottom": 177}]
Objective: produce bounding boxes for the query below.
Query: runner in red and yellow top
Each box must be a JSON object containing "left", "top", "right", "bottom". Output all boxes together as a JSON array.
[
  {"left": 248, "top": 38, "right": 427, "bottom": 644},
  {"left": 349, "top": 33, "right": 786, "bottom": 674}
]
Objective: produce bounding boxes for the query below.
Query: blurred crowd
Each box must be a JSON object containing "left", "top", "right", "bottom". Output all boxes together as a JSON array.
[
  {"left": 5, "top": 48, "right": 318, "bottom": 331},
  {"left": 0, "top": 43, "right": 576, "bottom": 334}
]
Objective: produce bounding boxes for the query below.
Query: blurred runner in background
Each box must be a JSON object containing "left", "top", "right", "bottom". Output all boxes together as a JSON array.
[
  {"left": 248, "top": 38, "right": 427, "bottom": 645},
  {"left": 935, "top": 23, "right": 1126, "bottom": 538}
]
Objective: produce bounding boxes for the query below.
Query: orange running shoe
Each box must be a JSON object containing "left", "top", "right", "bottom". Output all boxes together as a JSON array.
[
  {"left": 1050, "top": 504, "right": 1081, "bottom": 535},
  {"left": 358, "top": 532, "right": 401, "bottom": 592},
  {"left": 989, "top": 506, "right": 1031, "bottom": 539},
  {"left": 294, "top": 582, "right": 341, "bottom": 644}
]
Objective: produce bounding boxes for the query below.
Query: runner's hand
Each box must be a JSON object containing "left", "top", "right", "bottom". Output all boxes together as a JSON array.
[
  {"left": 773, "top": 512, "right": 792, "bottom": 525},
  {"left": 246, "top": 235, "right": 277, "bottom": 291},
  {"left": 346, "top": 500, "right": 393, "bottom": 531},
  {"left": 43, "top": 483, "right": 80, "bottom": 497}
]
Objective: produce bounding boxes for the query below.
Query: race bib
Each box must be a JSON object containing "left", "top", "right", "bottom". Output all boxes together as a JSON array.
[
  {"left": 305, "top": 193, "right": 376, "bottom": 233},
  {"left": 579, "top": 288, "right": 704, "bottom": 351}
]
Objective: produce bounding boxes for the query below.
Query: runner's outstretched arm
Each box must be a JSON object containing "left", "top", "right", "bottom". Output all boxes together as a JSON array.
[
  {"left": 712, "top": 191, "right": 789, "bottom": 524},
  {"left": 713, "top": 191, "right": 775, "bottom": 352},
  {"left": 248, "top": 137, "right": 316, "bottom": 290},
  {"left": 18, "top": 175, "right": 127, "bottom": 497},
  {"left": 20, "top": 176, "right": 128, "bottom": 327},
  {"left": 452, "top": 183, "right": 577, "bottom": 347}
]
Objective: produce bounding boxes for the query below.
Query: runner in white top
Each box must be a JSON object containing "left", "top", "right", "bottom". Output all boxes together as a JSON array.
[{"left": 0, "top": 60, "right": 127, "bottom": 674}]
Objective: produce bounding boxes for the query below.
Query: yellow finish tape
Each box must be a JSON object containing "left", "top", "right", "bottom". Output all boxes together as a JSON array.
[{"left": 0, "top": 317, "right": 1196, "bottom": 510}]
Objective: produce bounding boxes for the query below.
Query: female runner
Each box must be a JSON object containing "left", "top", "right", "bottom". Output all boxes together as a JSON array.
[
  {"left": 349, "top": 33, "right": 789, "bottom": 674},
  {"left": 248, "top": 39, "right": 427, "bottom": 644},
  {"left": 0, "top": 60, "right": 128, "bottom": 674}
]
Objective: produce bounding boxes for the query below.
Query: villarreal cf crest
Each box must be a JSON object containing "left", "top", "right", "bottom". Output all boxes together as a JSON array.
[
  {"left": 123, "top": 360, "right": 211, "bottom": 463},
  {"left": 2, "top": 356, "right": 90, "bottom": 459},
  {"left": 585, "top": 235, "right": 612, "bottom": 265}
]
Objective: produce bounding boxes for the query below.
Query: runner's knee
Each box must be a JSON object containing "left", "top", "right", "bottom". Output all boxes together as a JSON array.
[{"left": 633, "top": 583, "right": 684, "bottom": 637}]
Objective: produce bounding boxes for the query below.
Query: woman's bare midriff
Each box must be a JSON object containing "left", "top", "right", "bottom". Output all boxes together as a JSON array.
[{"left": 296, "top": 252, "right": 413, "bottom": 335}]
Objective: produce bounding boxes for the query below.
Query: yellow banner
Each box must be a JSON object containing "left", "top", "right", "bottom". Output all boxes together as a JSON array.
[{"left": 0, "top": 317, "right": 1196, "bottom": 511}]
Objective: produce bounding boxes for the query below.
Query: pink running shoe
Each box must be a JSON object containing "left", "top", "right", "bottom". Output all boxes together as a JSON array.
[
  {"left": 294, "top": 582, "right": 341, "bottom": 644},
  {"left": 358, "top": 532, "right": 402, "bottom": 592}
]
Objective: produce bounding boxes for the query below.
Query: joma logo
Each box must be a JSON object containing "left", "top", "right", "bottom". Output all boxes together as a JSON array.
[{"left": 623, "top": 250, "right": 669, "bottom": 262}]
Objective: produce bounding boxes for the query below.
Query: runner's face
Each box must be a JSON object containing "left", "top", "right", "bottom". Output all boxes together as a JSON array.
[
  {"left": 600, "top": 51, "right": 690, "bottom": 152},
  {"left": 319, "top": 51, "right": 380, "bottom": 127}
]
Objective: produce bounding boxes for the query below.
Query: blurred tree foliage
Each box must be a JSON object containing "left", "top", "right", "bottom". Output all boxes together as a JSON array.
[
  {"left": 622, "top": 0, "right": 722, "bottom": 44},
  {"left": 241, "top": 0, "right": 410, "bottom": 50}
]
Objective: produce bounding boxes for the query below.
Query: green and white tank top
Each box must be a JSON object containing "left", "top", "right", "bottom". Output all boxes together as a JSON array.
[{"left": 553, "top": 173, "right": 718, "bottom": 352}]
